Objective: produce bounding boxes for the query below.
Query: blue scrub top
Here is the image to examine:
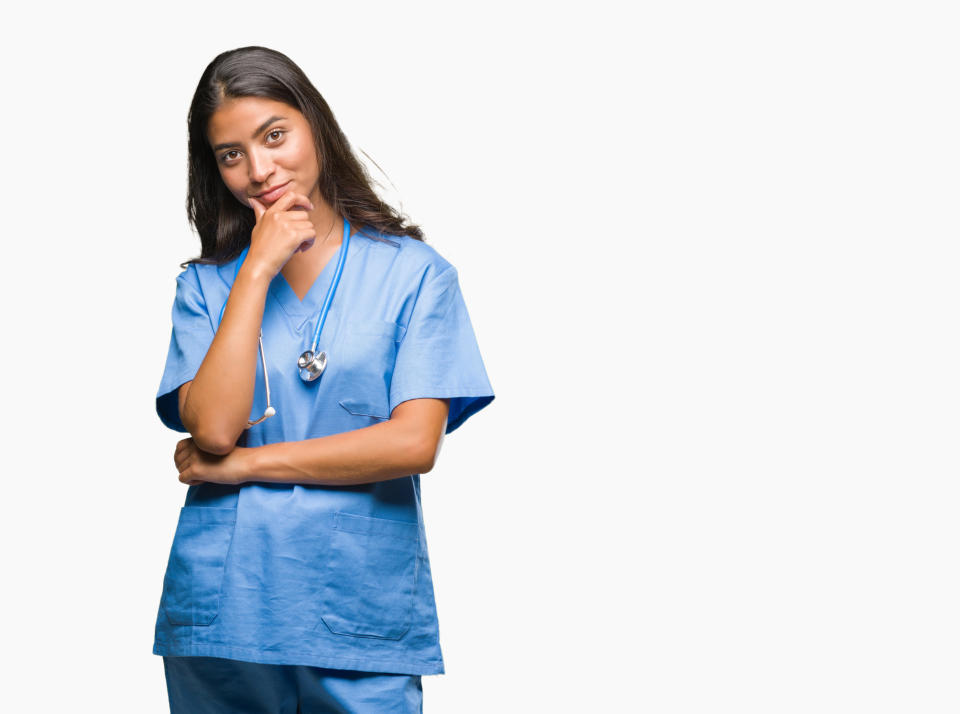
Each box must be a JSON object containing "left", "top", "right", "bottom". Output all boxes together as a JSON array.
[{"left": 153, "top": 225, "right": 494, "bottom": 675}]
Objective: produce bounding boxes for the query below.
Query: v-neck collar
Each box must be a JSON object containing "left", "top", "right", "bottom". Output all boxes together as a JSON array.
[
  {"left": 272, "top": 217, "right": 356, "bottom": 319},
  {"left": 217, "top": 221, "right": 365, "bottom": 334},
  {"left": 270, "top": 247, "right": 340, "bottom": 317}
]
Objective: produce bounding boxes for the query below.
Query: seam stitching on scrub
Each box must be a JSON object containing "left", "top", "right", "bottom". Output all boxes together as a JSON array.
[{"left": 153, "top": 642, "right": 442, "bottom": 670}]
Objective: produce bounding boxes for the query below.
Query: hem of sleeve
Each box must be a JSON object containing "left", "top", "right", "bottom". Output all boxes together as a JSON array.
[
  {"left": 155, "top": 369, "right": 199, "bottom": 433},
  {"left": 390, "top": 386, "right": 495, "bottom": 434}
]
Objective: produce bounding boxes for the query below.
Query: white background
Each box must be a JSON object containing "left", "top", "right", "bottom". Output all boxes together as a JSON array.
[{"left": 2, "top": 1, "right": 957, "bottom": 712}]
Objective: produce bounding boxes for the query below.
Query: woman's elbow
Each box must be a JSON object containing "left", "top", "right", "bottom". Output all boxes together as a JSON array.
[
  {"left": 188, "top": 424, "right": 241, "bottom": 456},
  {"left": 180, "top": 384, "right": 243, "bottom": 455},
  {"left": 198, "top": 437, "right": 237, "bottom": 456}
]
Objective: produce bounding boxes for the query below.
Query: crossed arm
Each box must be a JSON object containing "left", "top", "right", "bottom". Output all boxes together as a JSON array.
[
  {"left": 171, "top": 267, "right": 449, "bottom": 487},
  {"left": 174, "top": 379, "right": 450, "bottom": 487}
]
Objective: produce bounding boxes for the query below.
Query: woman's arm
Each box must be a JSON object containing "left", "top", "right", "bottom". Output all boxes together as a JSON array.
[
  {"left": 175, "top": 398, "right": 450, "bottom": 486},
  {"left": 179, "top": 191, "right": 319, "bottom": 455},
  {"left": 180, "top": 264, "right": 272, "bottom": 455},
  {"left": 245, "top": 398, "right": 450, "bottom": 485}
]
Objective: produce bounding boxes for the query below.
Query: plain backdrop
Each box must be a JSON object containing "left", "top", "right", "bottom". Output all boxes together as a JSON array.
[{"left": 1, "top": 1, "right": 958, "bottom": 712}]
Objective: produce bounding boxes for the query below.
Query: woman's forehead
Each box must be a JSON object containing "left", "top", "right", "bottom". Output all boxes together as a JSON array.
[{"left": 208, "top": 97, "right": 302, "bottom": 142}]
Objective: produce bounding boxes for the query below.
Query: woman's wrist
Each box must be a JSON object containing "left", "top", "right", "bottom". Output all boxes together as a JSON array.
[
  {"left": 233, "top": 446, "right": 259, "bottom": 485},
  {"left": 236, "top": 259, "right": 275, "bottom": 291}
]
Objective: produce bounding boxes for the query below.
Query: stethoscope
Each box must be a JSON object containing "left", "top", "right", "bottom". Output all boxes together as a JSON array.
[{"left": 217, "top": 218, "right": 352, "bottom": 428}]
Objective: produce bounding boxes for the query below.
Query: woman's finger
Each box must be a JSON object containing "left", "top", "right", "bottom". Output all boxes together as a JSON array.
[
  {"left": 248, "top": 195, "right": 266, "bottom": 221},
  {"left": 269, "top": 190, "right": 314, "bottom": 214},
  {"left": 178, "top": 464, "right": 203, "bottom": 485},
  {"left": 174, "top": 438, "right": 194, "bottom": 471}
]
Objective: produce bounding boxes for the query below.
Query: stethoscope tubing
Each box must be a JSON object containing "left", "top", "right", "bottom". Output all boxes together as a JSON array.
[
  {"left": 216, "top": 217, "right": 351, "bottom": 345},
  {"left": 307, "top": 218, "right": 351, "bottom": 355},
  {"left": 212, "top": 217, "right": 352, "bottom": 427}
]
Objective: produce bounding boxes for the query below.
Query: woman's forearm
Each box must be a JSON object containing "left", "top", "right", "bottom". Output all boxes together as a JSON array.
[
  {"left": 182, "top": 263, "right": 272, "bottom": 454},
  {"left": 241, "top": 418, "right": 434, "bottom": 486}
]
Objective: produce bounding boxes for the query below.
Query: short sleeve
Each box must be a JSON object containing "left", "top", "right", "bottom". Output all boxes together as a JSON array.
[
  {"left": 155, "top": 267, "right": 216, "bottom": 432},
  {"left": 389, "top": 265, "right": 495, "bottom": 434}
]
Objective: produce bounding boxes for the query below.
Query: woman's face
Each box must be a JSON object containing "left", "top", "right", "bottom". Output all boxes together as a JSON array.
[{"left": 206, "top": 96, "right": 322, "bottom": 209}]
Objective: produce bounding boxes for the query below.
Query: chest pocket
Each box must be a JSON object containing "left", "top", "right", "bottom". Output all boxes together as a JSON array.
[{"left": 336, "top": 319, "right": 405, "bottom": 420}]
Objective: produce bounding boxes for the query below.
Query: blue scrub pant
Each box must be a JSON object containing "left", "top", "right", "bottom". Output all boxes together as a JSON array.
[{"left": 163, "top": 656, "right": 423, "bottom": 713}]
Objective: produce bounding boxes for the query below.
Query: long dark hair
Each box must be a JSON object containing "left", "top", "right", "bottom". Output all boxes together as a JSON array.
[{"left": 182, "top": 46, "right": 423, "bottom": 268}]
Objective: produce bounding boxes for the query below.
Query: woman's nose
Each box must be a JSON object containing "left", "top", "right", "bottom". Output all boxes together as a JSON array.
[{"left": 248, "top": 149, "right": 274, "bottom": 184}]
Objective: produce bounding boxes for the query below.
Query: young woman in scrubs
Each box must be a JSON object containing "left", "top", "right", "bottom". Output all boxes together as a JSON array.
[{"left": 153, "top": 46, "right": 495, "bottom": 713}]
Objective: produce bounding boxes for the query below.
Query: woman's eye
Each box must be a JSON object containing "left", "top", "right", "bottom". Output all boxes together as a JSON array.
[{"left": 218, "top": 131, "right": 282, "bottom": 164}]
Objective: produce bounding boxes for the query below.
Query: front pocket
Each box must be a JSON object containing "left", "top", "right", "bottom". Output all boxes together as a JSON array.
[
  {"left": 335, "top": 320, "right": 405, "bottom": 420},
  {"left": 161, "top": 507, "right": 237, "bottom": 626},
  {"left": 338, "top": 396, "right": 390, "bottom": 420},
  {"left": 318, "top": 512, "right": 420, "bottom": 640}
]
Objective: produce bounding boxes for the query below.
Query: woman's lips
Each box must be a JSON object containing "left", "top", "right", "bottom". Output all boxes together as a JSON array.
[{"left": 255, "top": 181, "right": 291, "bottom": 203}]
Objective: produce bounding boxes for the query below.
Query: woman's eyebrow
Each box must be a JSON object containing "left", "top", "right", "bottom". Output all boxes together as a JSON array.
[{"left": 212, "top": 115, "right": 288, "bottom": 151}]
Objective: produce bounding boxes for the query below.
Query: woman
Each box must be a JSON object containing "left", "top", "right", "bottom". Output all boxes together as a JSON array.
[{"left": 154, "top": 46, "right": 495, "bottom": 713}]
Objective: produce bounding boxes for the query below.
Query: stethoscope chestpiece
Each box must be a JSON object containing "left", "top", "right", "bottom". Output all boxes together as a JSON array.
[{"left": 298, "top": 350, "right": 327, "bottom": 382}]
